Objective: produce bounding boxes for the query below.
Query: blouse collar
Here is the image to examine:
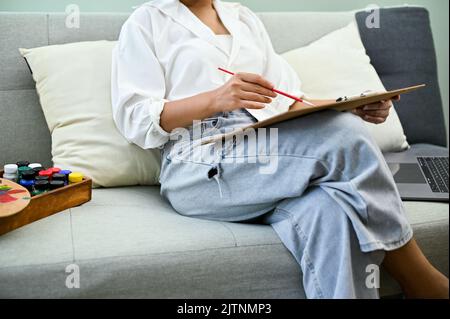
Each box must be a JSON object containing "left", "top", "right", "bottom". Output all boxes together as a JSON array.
[{"left": 147, "top": 0, "right": 242, "bottom": 63}]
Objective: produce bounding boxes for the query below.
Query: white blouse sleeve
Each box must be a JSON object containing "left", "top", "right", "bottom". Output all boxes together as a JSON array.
[
  {"left": 252, "top": 12, "right": 304, "bottom": 113},
  {"left": 111, "top": 17, "right": 170, "bottom": 150}
]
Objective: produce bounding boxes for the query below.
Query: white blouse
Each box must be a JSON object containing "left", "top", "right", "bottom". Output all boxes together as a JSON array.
[
  {"left": 216, "top": 34, "right": 233, "bottom": 55},
  {"left": 111, "top": 0, "right": 304, "bottom": 149}
]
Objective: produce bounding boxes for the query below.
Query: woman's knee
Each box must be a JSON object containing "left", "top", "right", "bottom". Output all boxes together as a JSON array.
[
  {"left": 330, "top": 112, "right": 372, "bottom": 142},
  {"left": 316, "top": 111, "right": 383, "bottom": 170}
]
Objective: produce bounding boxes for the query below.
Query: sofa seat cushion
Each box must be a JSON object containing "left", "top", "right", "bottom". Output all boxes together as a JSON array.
[{"left": 0, "top": 157, "right": 448, "bottom": 297}]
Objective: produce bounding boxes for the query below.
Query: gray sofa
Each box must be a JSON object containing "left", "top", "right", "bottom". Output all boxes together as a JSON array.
[{"left": 0, "top": 7, "right": 448, "bottom": 298}]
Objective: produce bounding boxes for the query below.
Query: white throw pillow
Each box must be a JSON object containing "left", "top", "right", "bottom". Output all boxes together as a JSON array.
[
  {"left": 20, "top": 41, "right": 161, "bottom": 188},
  {"left": 282, "top": 21, "right": 409, "bottom": 152}
]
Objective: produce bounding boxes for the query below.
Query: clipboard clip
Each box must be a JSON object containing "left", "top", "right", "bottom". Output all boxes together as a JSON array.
[{"left": 336, "top": 90, "right": 373, "bottom": 102}]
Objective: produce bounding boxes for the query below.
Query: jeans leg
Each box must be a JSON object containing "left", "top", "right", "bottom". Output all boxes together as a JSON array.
[
  {"left": 162, "top": 111, "right": 412, "bottom": 249},
  {"left": 264, "top": 186, "right": 385, "bottom": 299},
  {"left": 265, "top": 110, "right": 412, "bottom": 252}
]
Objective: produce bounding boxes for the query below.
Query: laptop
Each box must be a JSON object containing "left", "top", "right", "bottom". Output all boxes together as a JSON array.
[{"left": 385, "top": 148, "right": 449, "bottom": 202}]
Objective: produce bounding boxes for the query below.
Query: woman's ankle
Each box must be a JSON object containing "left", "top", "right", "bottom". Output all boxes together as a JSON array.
[{"left": 402, "top": 269, "right": 449, "bottom": 299}]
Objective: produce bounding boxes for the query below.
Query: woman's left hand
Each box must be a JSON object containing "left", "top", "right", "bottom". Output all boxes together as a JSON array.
[{"left": 351, "top": 95, "right": 400, "bottom": 124}]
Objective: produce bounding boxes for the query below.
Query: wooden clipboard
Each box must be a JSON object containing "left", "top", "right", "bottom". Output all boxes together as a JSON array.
[{"left": 202, "top": 84, "right": 425, "bottom": 144}]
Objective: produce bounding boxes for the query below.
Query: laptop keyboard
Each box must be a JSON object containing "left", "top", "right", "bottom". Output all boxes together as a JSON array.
[{"left": 417, "top": 157, "right": 449, "bottom": 193}]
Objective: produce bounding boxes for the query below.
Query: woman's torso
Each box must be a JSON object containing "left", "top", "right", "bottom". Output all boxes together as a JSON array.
[
  {"left": 111, "top": 0, "right": 303, "bottom": 150},
  {"left": 146, "top": 1, "right": 267, "bottom": 102}
]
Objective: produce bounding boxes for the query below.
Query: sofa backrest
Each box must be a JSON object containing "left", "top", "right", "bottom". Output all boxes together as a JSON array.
[
  {"left": 356, "top": 7, "right": 446, "bottom": 148},
  {"left": 0, "top": 7, "right": 446, "bottom": 167}
]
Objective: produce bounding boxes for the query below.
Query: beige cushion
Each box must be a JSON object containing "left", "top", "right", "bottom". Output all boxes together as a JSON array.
[
  {"left": 282, "top": 21, "right": 410, "bottom": 152},
  {"left": 20, "top": 41, "right": 160, "bottom": 187}
]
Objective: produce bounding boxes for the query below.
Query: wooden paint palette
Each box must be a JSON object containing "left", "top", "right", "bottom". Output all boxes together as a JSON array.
[
  {"left": 0, "top": 178, "right": 31, "bottom": 217},
  {"left": 0, "top": 170, "right": 92, "bottom": 236}
]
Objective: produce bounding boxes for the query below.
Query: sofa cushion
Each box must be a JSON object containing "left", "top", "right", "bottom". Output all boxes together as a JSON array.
[
  {"left": 19, "top": 41, "right": 161, "bottom": 187},
  {"left": 356, "top": 7, "right": 447, "bottom": 147},
  {"left": 0, "top": 187, "right": 305, "bottom": 298},
  {"left": 281, "top": 21, "right": 409, "bottom": 152},
  {"left": 0, "top": 13, "right": 52, "bottom": 167}
]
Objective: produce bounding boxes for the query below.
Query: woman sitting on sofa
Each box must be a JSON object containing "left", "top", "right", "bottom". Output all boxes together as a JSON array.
[{"left": 111, "top": 0, "right": 448, "bottom": 298}]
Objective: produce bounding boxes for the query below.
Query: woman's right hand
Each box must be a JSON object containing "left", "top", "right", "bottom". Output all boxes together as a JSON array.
[
  {"left": 209, "top": 72, "right": 277, "bottom": 113},
  {"left": 161, "top": 73, "right": 276, "bottom": 132}
]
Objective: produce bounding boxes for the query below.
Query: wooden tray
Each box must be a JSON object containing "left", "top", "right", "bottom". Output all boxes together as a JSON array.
[{"left": 0, "top": 170, "right": 92, "bottom": 236}]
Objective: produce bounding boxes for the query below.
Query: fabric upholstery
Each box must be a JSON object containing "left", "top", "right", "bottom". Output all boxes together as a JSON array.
[
  {"left": 0, "top": 14, "right": 51, "bottom": 166},
  {"left": 20, "top": 41, "right": 161, "bottom": 187},
  {"left": 281, "top": 21, "right": 409, "bottom": 152},
  {"left": 356, "top": 7, "right": 447, "bottom": 147},
  {"left": 0, "top": 89, "right": 52, "bottom": 167}
]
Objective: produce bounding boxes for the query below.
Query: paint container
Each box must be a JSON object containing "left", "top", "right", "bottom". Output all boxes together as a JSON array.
[
  {"left": 59, "top": 170, "right": 72, "bottom": 185},
  {"left": 28, "top": 163, "right": 42, "bottom": 169},
  {"left": 49, "top": 167, "right": 61, "bottom": 174},
  {"left": 3, "top": 164, "right": 18, "bottom": 182},
  {"left": 52, "top": 173, "right": 66, "bottom": 181},
  {"left": 21, "top": 170, "right": 36, "bottom": 181},
  {"left": 16, "top": 161, "right": 30, "bottom": 168},
  {"left": 39, "top": 169, "right": 53, "bottom": 180},
  {"left": 19, "top": 179, "right": 35, "bottom": 192},
  {"left": 52, "top": 173, "right": 67, "bottom": 186},
  {"left": 2, "top": 173, "right": 18, "bottom": 182},
  {"left": 4, "top": 164, "right": 18, "bottom": 174},
  {"left": 49, "top": 180, "right": 65, "bottom": 190},
  {"left": 35, "top": 175, "right": 49, "bottom": 182},
  {"left": 32, "top": 180, "right": 49, "bottom": 196},
  {"left": 18, "top": 166, "right": 33, "bottom": 180},
  {"left": 68, "top": 172, "right": 83, "bottom": 184},
  {"left": 33, "top": 166, "right": 46, "bottom": 174}
]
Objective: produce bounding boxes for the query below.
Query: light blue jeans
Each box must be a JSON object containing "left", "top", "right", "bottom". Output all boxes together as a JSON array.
[{"left": 159, "top": 109, "right": 413, "bottom": 299}]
